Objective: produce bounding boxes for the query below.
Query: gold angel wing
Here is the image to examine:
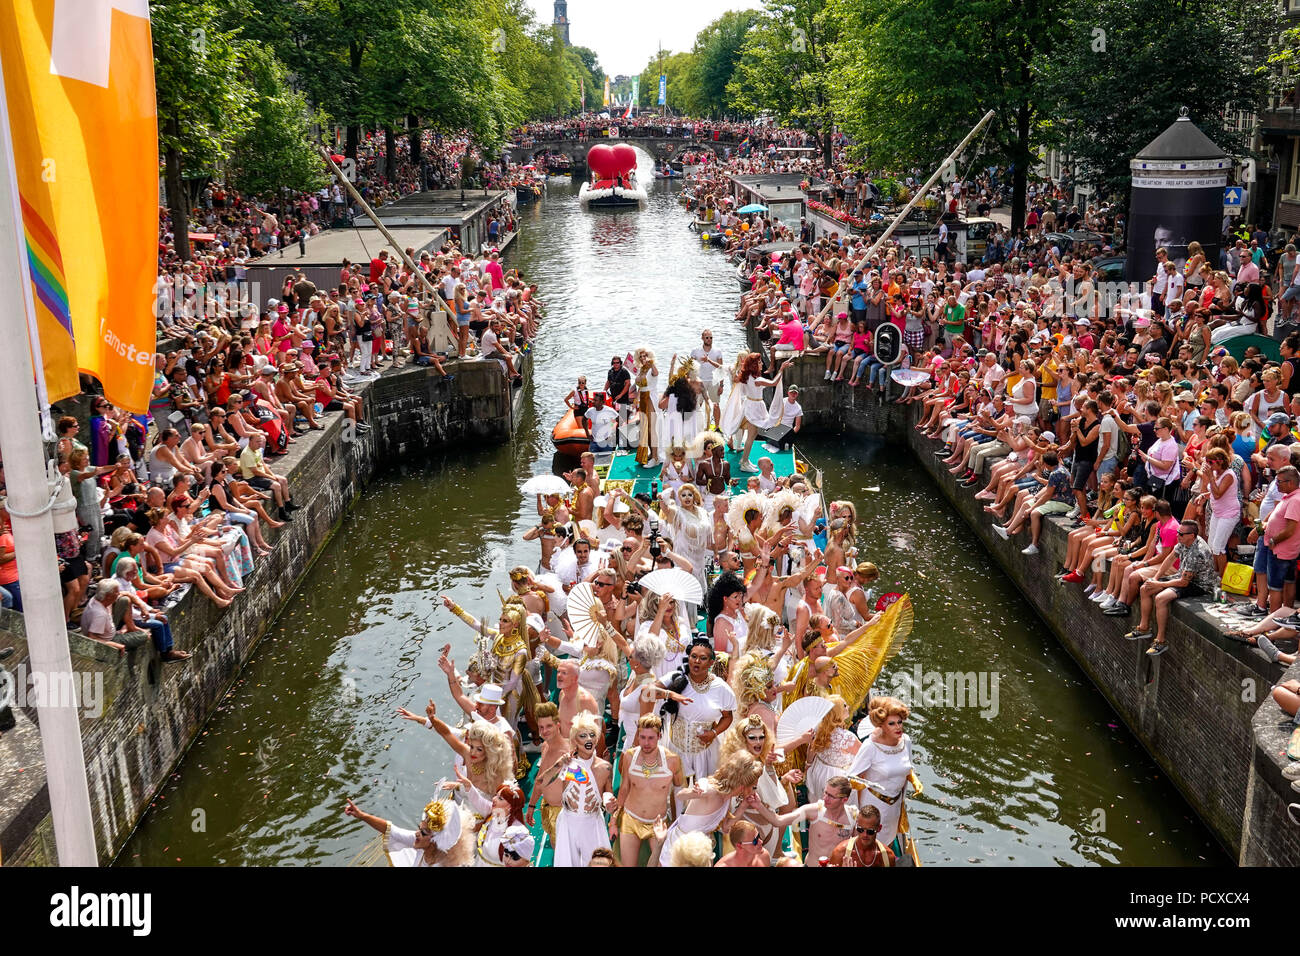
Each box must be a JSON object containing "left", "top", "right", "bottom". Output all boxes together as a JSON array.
[
  {"left": 347, "top": 834, "right": 388, "bottom": 867},
  {"left": 830, "top": 595, "right": 913, "bottom": 715}
]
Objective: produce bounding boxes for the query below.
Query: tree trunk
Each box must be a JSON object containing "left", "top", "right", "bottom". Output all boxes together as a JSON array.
[
  {"left": 346, "top": 124, "right": 359, "bottom": 161},
  {"left": 408, "top": 115, "right": 422, "bottom": 166},
  {"left": 165, "top": 116, "right": 189, "bottom": 263},
  {"left": 822, "top": 127, "right": 834, "bottom": 168},
  {"left": 1011, "top": 94, "right": 1030, "bottom": 235},
  {"left": 385, "top": 127, "right": 396, "bottom": 182}
]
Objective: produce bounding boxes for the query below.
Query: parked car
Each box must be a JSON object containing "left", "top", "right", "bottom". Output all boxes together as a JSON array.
[{"left": 1090, "top": 255, "right": 1127, "bottom": 283}]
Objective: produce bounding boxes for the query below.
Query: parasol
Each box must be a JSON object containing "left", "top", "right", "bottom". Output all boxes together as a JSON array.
[
  {"left": 521, "top": 474, "right": 571, "bottom": 496},
  {"left": 737, "top": 203, "right": 768, "bottom": 214},
  {"left": 639, "top": 567, "right": 704, "bottom": 606},
  {"left": 566, "top": 583, "right": 604, "bottom": 646},
  {"left": 776, "top": 696, "right": 833, "bottom": 746},
  {"left": 891, "top": 369, "right": 931, "bottom": 388}
]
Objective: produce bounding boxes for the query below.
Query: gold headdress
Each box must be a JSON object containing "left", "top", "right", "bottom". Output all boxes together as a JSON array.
[
  {"left": 737, "top": 653, "right": 775, "bottom": 705},
  {"left": 670, "top": 358, "right": 697, "bottom": 386},
  {"left": 422, "top": 799, "right": 448, "bottom": 832}
]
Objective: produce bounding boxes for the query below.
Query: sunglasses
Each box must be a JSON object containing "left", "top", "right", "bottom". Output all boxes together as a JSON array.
[{"left": 856, "top": 826, "right": 878, "bottom": 835}]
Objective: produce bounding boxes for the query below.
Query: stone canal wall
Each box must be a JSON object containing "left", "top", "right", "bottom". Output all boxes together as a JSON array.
[
  {"left": 0, "top": 357, "right": 525, "bottom": 866},
  {"left": 778, "top": 354, "right": 1300, "bottom": 865}
]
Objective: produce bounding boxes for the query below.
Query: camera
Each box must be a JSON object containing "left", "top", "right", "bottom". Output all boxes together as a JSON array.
[
  {"left": 648, "top": 515, "right": 662, "bottom": 558},
  {"left": 625, "top": 581, "right": 643, "bottom": 595}
]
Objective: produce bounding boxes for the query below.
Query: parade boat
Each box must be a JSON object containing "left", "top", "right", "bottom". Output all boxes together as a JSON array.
[{"left": 578, "top": 143, "right": 647, "bottom": 209}]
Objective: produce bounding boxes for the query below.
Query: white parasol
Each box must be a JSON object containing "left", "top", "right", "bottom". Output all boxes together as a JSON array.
[
  {"left": 521, "top": 474, "right": 571, "bottom": 496},
  {"left": 639, "top": 567, "right": 704, "bottom": 605},
  {"left": 566, "top": 583, "right": 605, "bottom": 646},
  {"left": 891, "top": 369, "right": 931, "bottom": 388},
  {"left": 776, "top": 696, "right": 833, "bottom": 747}
]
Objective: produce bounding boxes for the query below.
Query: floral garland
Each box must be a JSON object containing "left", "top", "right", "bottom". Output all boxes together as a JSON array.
[{"left": 807, "top": 199, "right": 870, "bottom": 230}]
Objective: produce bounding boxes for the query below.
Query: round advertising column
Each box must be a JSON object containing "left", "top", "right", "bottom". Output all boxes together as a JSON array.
[{"left": 1126, "top": 108, "right": 1231, "bottom": 287}]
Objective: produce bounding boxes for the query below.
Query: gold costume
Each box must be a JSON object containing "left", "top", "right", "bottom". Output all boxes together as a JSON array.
[{"left": 618, "top": 808, "right": 659, "bottom": 841}]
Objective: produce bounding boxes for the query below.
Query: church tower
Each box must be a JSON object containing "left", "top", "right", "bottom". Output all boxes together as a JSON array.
[{"left": 553, "top": 0, "right": 570, "bottom": 45}]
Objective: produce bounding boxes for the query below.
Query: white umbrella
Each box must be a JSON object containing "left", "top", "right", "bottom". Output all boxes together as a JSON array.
[
  {"left": 891, "top": 369, "right": 931, "bottom": 388},
  {"left": 566, "top": 583, "right": 604, "bottom": 646},
  {"left": 776, "top": 696, "right": 833, "bottom": 747},
  {"left": 639, "top": 567, "right": 703, "bottom": 606},
  {"left": 521, "top": 474, "right": 571, "bottom": 496}
]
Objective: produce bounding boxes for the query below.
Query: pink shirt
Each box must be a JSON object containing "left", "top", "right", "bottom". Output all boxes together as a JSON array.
[
  {"left": 1157, "top": 517, "right": 1180, "bottom": 550},
  {"left": 1266, "top": 489, "right": 1300, "bottom": 560},
  {"left": 776, "top": 318, "right": 805, "bottom": 350}
]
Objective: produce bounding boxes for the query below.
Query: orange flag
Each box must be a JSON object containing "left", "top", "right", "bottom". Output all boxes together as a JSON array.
[{"left": 0, "top": 0, "right": 158, "bottom": 413}]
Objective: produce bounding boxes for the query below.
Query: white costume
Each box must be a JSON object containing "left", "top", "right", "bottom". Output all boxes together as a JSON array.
[
  {"left": 805, "top": 727, "right": 859, "bottom": 808},
  {"left": 660, "top": 392, "right": 704, "bottom": 451},
  {"left": 553, "top": 755, "right": 610, "bottom": 867},
  {"left": 474, "top": 812, "right": 511, "bottom": 867},
  {"left": 847, "top": 731, "right": 915, "bottom": 847},
  {"left": 658, "top": 788, "right": 730, "bottom": 865},
  {"left": 721, "top": 375, "right": 783, "bottom": 436},
  {"left": 667, "top": 675, "right": 736, "bottom": 781},
  {"left": 637, "top": 618, "right": 690, "bottom": 678},
  {"left": 665, "top": 499, "right": 712, "bottom": 598}
]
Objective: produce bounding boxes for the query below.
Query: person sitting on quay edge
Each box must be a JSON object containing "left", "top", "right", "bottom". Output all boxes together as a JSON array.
[
  {"left": 1124, "top": 521, "right": 1219, "bottom": 657},
  {"left": 991, "top": 451, "right": 1071, "bottom": 556}
]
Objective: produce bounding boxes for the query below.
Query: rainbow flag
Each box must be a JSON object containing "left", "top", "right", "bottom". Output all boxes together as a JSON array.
[
  {"left": 563, "top": 763, "right": 590, "bottom": 785},
  {"left": 0, "top": 0, "right": 159, "bottom": 412}
]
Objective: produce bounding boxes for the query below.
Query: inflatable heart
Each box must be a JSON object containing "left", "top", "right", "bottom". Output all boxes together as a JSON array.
[
  {"left": 587, "top": 144, "right": 618, "bottom": 179},
  {"left": 610, "top": 143, "right": 637, "bottom": 175}
]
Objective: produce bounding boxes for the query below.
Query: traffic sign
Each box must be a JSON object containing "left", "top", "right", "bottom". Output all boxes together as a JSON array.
[{"left": 1223, "top": 186, "right": 1246, "bottom": 215}]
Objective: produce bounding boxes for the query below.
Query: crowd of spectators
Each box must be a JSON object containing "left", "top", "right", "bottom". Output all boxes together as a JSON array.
[{"left": 0, "top": 129, "right": 544, "bottom": 673}]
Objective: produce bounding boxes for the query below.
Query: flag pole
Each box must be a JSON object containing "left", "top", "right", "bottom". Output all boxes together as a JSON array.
[{"left": 0, "top": 53, "right": 98, "bottom": 867}]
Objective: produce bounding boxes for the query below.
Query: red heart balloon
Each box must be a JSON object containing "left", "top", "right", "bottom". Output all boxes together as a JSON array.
[
  {"left": 586, "top": 144, "right": 617, "bottom": 179},
  {"left": 611, "top": 143, "right": 637, "bottom": 175}
]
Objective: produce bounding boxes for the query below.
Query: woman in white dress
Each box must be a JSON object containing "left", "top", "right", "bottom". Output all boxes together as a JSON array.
[
  {"left": 721, "top": 352, "right": 794, "bottom": 471},
  {"left": 847, "top": 696, "right": 918, "bottom": 851},
  {"left": 803, "top": 696, "right": 861, "bottom": 805},
  {"left": 658, "top": 638, "right": 736, "bottom": 784},
  {"left": 719, "top": 715, "right": 802, "bottom": 855}
]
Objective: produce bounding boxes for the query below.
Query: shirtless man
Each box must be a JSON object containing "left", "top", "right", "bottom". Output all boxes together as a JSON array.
[
  {"left": 434, "top": 645, "right": 516, "bottom": 742},
  {"left": 829, "top": 804, "right": 895, "bottom": 867},
  {"left": 610, "top": 714, "right": 684, "bottom": 866},
  {"left": 275, "top": 363, "right": 323, "bottom": 429},
  {"left": 715, "top": 819, "right": 771, "bottom": 868},
  {"left": 696, "top": 439, "right": 732, "bottom": 505},
  {"left": 754, "top": 775, "right": 857, "bottom": 864},
  {"left": 522, "top": 513, "right": 561, "bottom": 572},
  {"left": 556, "top": 659, "right": 601, "bottom": 738},
  {"left": 525, "top": 702, "right": 569, "bottom": 843}
]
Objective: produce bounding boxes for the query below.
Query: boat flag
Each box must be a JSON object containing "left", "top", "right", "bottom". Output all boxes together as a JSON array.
[
  {"left": 623, "top": 99, "right": 633, "bottom": 121},
  {"left": 0, "top": 0, "right": 159, "bottom": 413},
  {"left": 603, "top": 76, "right": 610, "bottom": 107}
]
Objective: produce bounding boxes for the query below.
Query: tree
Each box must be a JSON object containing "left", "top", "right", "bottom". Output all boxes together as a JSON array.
[
  {"left": 152, "top": 0, "right": 253, "bottom": 261},
  {"left": 729, "top": 0, "right": 840, "bottom": 164},
  {"left": 690, "top": 10, "right": 760, "bottom": 117},
  {"left": 1038, "top": 0, "right": 1277, "bottom": 201},
  {"left": 828, "top": 0, "right": 1062, "bottom": 232},
  {"left": 639, "top": 51, "right": 700, "bottom": 113},
  {"left": 229, "top": 47, "right": 329, "bottom": 196}
]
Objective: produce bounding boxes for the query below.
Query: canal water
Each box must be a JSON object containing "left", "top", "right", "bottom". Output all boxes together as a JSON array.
[{"left": 119, "top": 151, "right": 1225, "bottom": 866}]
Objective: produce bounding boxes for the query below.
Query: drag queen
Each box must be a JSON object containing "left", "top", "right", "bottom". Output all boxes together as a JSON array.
[
  {"left": 658, "top": 483, "right": 712, "bottom": 599},
  {"left": 441, "top": 595, "right": 538, "bottom": 731},
  {"left": 661, "top": 638, "right": 736, "bottom": 784},
  {"left": 657, "top": 751, "right": 762, "bottom": 865},
  {"left": 847, "top": 695, "right": 920, "bottom": 854},
  {"left": 658, "top": 357, "right": 704, "bottom": 453},
  {"left": 551, "top": 713, "right": 613, "bottom": 867},
  {"left": 473, "top": 784, "right": 528, "bottom": 866},
  {"left": 633, "top": 348, "right": 661, "bottom": 466},
  {"left": 804, "top": 695, "right": 861, "bottom": 805},
  {"left": 344, "top": 790, "right": 474, "bottom": 867},
  {"left": 720, "top": 353, "right": 793, "bottom": 472}
]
